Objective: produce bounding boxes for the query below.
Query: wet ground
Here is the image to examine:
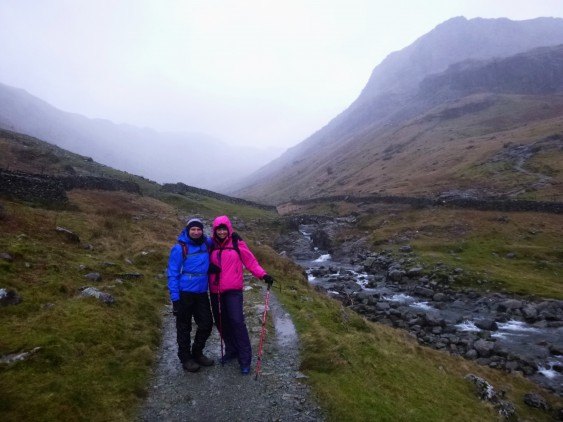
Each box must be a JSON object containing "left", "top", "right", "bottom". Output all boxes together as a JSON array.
[{"left": 138, "top": 280, "right": 323, "bottom": 422}]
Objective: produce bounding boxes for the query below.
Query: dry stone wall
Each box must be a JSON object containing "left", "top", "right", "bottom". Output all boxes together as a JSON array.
[
  {"left": 289, "top": 194, "right": 563, "bottom": 214},
  {"left": 0, "top": 169, "right": 140, "bottom": 204},
  {"left": 0, "top": 170, "right": 67, "bottom": 203}
]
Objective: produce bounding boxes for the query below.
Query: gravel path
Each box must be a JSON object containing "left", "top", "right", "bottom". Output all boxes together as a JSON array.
[{"left": 138, "top": 280, "right": 324, "bottom": 422}]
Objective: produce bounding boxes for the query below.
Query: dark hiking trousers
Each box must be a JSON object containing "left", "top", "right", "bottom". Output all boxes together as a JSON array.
[
  {"left": 176, "top": 291, "right": 213, "bottom": 363},
  {"left": 210, "top": 290, "right": 252, "bottom": 368}
]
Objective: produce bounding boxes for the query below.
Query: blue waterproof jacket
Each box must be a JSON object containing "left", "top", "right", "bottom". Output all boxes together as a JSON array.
[{"left": 167, "top": 229, "right": 211, "bottom": 301}]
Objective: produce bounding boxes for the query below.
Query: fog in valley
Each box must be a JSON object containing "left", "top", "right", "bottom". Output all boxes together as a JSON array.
[{"left": 1, "top": 1, "right": 562, "bottom": 191}]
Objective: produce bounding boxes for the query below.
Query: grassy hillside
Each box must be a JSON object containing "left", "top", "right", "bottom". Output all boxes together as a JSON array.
[
  {"left": 0, "top": 191, "right": 173, "bottom": 420},
  {"left": 364, "top": 207, "right": 562, "bottom": 299},
  {"left": 237, "top": 93, "right": 563, "bottom": 204},
  {"left": 344, "top": 94, "right": 563, "bottom": 200},
  {"left": 0, "top": 188, "right": 277, "bottom": 421},
  {"left": 0, "top": 129, "right": 163, "bottom": 196}
]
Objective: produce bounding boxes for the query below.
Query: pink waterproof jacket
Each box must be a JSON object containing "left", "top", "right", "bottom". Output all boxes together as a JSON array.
[{"left": 209, "top": 215, "right": 267, "bottom": 293}]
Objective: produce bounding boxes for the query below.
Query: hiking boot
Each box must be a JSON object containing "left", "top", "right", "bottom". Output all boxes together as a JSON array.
[
  {"left": 182, "top": 359, "right": 200, "bottom": 372},
  {"left": 240, "top": 366, "right": 251, "bottom": 375},
  {"left": 194, "top": 354, "right": 214, "bottom": 367}
]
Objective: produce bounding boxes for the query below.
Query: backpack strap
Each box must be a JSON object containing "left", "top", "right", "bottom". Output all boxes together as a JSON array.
[
  {"left": 179, "top": 241, "right": 188, "bottom": 261},
  {"left": 210, "top": 233, "right": 242, "bottom": 258},
  {"left": 231, "top": 232, "right": 241, "bottom": 258},
  {"left": 179, "top": 240, "right": 209, "bottom": 261}
]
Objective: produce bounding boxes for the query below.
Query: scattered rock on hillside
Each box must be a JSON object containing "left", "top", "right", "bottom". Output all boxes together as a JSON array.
[
  {"left": 0, "top": 252, "right": 13, "bottom": 261},
  {"left": 522, "top": 305, "right": 539, "bottom": 321},
  {"left": 55, "top": 226, "right": 80, "bottom": 243},
  {"left": 465, "top": 374, "right": 516, "bottom": 419},
  {"left": 0, "top": 347, "right": 41, "bottom": 365},
  {"left": 116, "top": 272, "right": 143, "bottom": 279},
  {"left": 475, "top": 319, "right": 498, "bottom": 331},
  {"left": 311, "top": 229, "right": 332, "bottom": 252},
  {"left": 335, "top": 236, "right": 369, "bottom": 262},
  {"left": 494, "top": 215, "right": 510, "bottom": 223},
  {"left": 497, "top": 299, "right": 524, "bottom": 312},
  {"left": 0, "top": 288, "right": 22, "bottom": 306},
  {"left": 523, "top": 393, "right": 550, "bottom": 411},
  {"left": 80, "top": 287, "right": 115, "bottom": 304},
  {"left": 388, "top": 269, "right": 406, "bottom": 282},
  {"left": 234, "top": 219, "right": 246, "bottom": 230},
  {"left": 439, "top": 189, "right": 482, "bottom": 201},
  {"left": 473, "top": 339, "right": 496, "bottom": 357},
  {"left": 407, "top": 267, "right": 423, "bottom": 277},
  {"left": 549, "top": 344, "right": 563, "bottom": 356},
  {"left": 84, "top": 272, "right": 102, "bottom": 282}
]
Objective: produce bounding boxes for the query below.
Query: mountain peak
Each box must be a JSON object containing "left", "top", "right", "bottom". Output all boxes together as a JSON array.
[
  {"left": 436, "top": 15, "right": 468, "bottom": 26},
  {"left": 358, "top": 16, "right": 563, "bottom": 101}
]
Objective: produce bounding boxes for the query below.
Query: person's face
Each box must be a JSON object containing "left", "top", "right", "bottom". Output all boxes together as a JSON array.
[
  {"left": 216, "top": 227, "right": 228, "bottom": 240},
  {"left": 189, "top": 226, "right": 203, "bottom": 238}
]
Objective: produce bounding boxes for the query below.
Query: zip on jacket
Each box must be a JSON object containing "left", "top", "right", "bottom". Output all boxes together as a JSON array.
[{"left": 167, "top": 228, "right": 211, "bottom": 301}]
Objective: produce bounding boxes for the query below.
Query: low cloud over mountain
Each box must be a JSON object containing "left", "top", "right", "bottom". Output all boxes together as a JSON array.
[
  {"left": 232, "top": 17, "right": 563, "bottom": 204},
  {"left": 0, "top": 83, "right": 281, "bottom": 191}
]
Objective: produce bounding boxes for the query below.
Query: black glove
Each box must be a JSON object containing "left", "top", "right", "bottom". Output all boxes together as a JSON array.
[
  {"left": 172, "top": 300, "right": 180, "bottom": 316},
  {"left": 263, "top": 274, "right": 274, "bottom": 287},
  {"left": 208, "top": 263, "right": 221, "bottom": 274}
]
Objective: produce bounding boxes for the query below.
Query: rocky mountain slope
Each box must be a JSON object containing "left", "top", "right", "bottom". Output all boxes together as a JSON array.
[{"left": 232, "top": 17, "right": 563, "bottom": 204}]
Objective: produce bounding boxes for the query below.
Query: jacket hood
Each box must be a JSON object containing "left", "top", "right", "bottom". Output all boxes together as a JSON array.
[
  {"left": 177, "top": 228, "right": 206, "bottom": 244},
  {"left": 212, "top": 215, "right": 233, "bottom": 237}
]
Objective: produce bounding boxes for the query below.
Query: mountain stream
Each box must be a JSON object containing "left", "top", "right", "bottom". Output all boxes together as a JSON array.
[{"left": 292, "top": 223, "right": 563, "bottom": 396}]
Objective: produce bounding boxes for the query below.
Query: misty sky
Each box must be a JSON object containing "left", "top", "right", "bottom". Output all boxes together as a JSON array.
[{"left": 1, "top": 0, "right": 562, "bottom": 150}]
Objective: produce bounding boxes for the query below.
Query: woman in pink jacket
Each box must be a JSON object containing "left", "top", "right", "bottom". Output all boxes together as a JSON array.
[{"left": 209, "top": 215, "right": 274, "bottom": 374}]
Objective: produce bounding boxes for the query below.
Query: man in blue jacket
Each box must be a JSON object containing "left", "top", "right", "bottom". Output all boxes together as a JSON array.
[{"left": 167, "top": 218, "right": 214, "bottom": 372}]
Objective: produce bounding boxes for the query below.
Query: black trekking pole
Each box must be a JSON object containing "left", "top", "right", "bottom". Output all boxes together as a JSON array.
[
  {"left": 254, "top": 283, "right": 271, "bottom": 380},
  {"left": 218, "top": 289, "right": 224, "bottom": 365}
]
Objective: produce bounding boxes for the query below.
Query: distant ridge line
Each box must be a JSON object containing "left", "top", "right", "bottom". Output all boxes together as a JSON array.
[{"left": 284, "top": 194, "right": 563, "bottom": 214}]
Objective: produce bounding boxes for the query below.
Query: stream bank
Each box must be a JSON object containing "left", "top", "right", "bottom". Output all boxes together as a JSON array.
[{"left": 276, "top": 220, "right": 563, "bottom": 396}]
